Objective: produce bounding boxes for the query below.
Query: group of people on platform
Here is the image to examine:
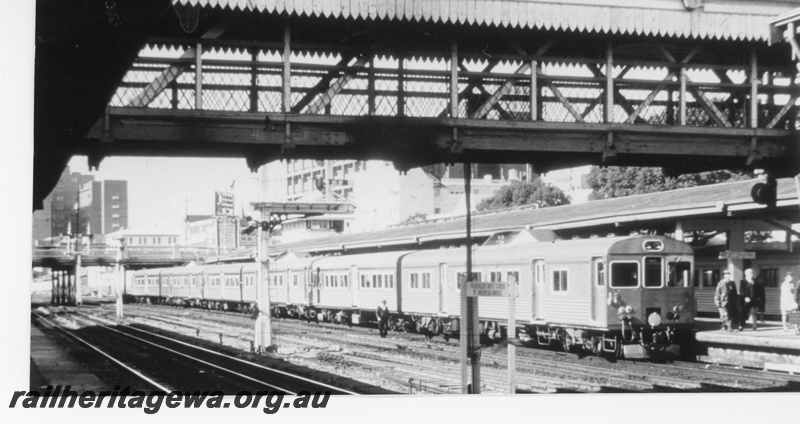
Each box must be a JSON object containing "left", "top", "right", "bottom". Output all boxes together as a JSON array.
[{"left": 714, "top": 268, "right": 798, "bottom": 332}]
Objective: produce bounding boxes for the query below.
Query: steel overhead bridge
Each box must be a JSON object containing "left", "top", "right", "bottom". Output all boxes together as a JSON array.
[
  {"left": 35, "top": 0, "right": 800, "bottom": 209},
  {"left": 31, "top": 245, "right": 235, "bottom": 269}
]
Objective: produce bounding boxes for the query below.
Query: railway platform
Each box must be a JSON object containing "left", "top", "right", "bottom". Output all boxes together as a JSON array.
[
  {"left": 30, "top": 323, "right": 109, "bottom": 392},
  {"left": 692, "top": 317, "right": 800, "bottom": 372}
]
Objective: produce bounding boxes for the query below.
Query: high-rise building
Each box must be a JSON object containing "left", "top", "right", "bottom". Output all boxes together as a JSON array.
[
  {"left": 259, "top": 160, "right": 531, "bottom": 233},
  {"left": 31, "top": 166, "right": 129, "bottom": 244},
  {"left": 80, "top": 180, "right": 129, "bottom": 235}
]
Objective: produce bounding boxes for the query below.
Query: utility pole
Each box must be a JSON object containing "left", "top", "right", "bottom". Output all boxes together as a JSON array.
[{"left": 461, "top": 163, "right": 481, "bottom": 394}]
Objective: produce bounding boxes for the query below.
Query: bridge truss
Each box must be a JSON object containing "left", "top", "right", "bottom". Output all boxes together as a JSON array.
[{"left": 84, "top": 11, "right": 800, "bottom": 179}]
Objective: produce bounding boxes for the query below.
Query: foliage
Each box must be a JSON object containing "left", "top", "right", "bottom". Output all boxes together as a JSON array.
[
  {"left": 476, "top": 179, "right": 570, "bottom": 212},
  {"left": 404, "top": 212, "right": 428, "bottom": 224},
  {"left": 587, "top": 167, "right": 751, "bottom": 200}
]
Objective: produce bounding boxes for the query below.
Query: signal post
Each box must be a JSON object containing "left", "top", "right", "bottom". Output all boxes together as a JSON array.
[{"left": 248, "top": 201, "right": 354, "bottom": 352}]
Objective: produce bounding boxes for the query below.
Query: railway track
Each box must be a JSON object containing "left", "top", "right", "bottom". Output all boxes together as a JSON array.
[
  {"left": 33, "top": 307, "right": 373, "bottom": 395},
  {"left": 85, "top": 304, "right": 800, "bottom": 393}
]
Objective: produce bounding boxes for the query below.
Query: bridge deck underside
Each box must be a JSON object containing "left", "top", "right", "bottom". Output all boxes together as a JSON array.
[{"left": 79, "top": 11, "right": 800, "bottom": 176}]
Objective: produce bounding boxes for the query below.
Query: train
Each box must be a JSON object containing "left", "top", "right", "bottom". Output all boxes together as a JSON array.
[{"left": 129, "top": 230, "right": 696, "bottom": 358}]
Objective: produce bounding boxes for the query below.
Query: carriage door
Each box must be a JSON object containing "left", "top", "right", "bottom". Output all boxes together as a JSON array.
[
  {"left": 591, "top": 257, "right": 606, "bottom": 323},
  {"left": 532, "top": 259, "right": 545, "bottom": 320},
  {"left": 351, "top": 265, "right": 359, "bottom": 307},
  {"left": 438, "top": 263, "right": 447, "bottom": 314}
]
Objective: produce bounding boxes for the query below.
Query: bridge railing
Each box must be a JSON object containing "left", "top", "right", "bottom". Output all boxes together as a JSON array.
[
  {"left": 110, "top": 46, "right": 800, "bottom": 130},
  {"left": 32, "top": 245, "right": 227, "bottom": 262}
]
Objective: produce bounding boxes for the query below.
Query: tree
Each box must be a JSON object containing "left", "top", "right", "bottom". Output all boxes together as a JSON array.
[
  {"left": 476, "top": 179, "right": 570, "bottom": 212},
  {"left": 404, "top": 212, "right": 427, "bottom": 224},
  {"left": 587, "top": 167, "right": 751, "bottom": 200}
]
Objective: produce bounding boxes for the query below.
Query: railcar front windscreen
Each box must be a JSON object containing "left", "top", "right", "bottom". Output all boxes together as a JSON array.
[{"left": 610, "top": 262, "right": 639, "bottom": 288}]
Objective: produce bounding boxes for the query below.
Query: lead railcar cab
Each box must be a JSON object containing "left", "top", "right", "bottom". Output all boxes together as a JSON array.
[{"left": 515, "top": 233, "right": 695, "bottom": 358}]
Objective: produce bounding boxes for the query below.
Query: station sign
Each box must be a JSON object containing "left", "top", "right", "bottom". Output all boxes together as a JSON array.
[
  {"left": 466, "top": 280, "right": 510, "bottom": 297},
  {"left": 718, "top": 251, "right": 756, "bottom": 260}
]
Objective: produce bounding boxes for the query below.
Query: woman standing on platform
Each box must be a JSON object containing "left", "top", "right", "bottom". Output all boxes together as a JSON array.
[{"left": 779, "top": 272, "right": 797, "bottom": 332}]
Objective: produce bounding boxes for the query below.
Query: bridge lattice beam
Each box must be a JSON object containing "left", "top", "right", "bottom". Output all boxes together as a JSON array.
[{"left": 86, "top": 33, "right": 800, "bottom": 176}]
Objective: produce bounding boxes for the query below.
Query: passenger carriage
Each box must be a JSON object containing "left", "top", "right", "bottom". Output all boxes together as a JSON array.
[
  {"left": 298, "top": 251, "right": 408, "bottom": 325},
  {"left": 201, "top": 263, "right": 258, "bottom": 311},
  {"left": 269, "top": 253, "right": 319, "bottom": 318}
]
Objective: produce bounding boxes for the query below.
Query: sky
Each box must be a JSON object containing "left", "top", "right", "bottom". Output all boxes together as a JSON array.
[{"left": 65, "top": 155, "right": 262, "bottom": 234}]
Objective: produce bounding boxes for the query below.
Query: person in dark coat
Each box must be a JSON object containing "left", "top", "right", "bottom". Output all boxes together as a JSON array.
[
  {"left": 714, "top": 270, "right": 737, "bottom": 332},
  {"left": 752, "top": 275, "right": 767, "bottom": 325},
  {"left": 740, "top": 268, "right": 756, "bottom": 330},
  {"left": 377, "top": 299, "right": 390, "bottom": 338}
]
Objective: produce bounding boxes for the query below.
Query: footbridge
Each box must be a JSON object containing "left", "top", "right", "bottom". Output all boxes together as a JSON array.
[{"left": 35, "top": 0, "right": 800, "bottom": 210}]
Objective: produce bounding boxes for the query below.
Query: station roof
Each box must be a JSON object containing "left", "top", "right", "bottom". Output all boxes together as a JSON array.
[
  {"left": 178, "top": 0, "right": 800, "bottom": 42},
  {"left": 275, "top": 178, "right": 799, "bottom": 254}
]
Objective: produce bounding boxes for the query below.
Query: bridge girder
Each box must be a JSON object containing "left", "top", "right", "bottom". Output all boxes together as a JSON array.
[{"left": 35, "top": 2, "right": 800, "bottom": 211}]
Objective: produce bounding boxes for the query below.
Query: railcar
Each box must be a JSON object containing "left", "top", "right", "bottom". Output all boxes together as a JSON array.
[
  {"left": 127, "top": 231, "right": 696, "bottom": 358},
  {"left": 393, "top": 230, "right": 694, "bottom": 357}
]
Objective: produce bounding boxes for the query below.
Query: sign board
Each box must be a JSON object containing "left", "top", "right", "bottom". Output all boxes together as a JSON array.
[
  {"left": 466, "top": 280, "right": 510, "bottom": 297},
  {"left": 718, "top": 251, "right": 756, "bottom": 260},
  {"left": 215, "top": 191, "right": 235, "bottom": 216},
  {"left": 185, "top": 219, "right": 218, "bottom": 247}
]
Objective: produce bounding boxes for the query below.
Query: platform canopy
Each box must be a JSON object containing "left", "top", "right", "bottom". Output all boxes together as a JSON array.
[{"left": 177, "top": 0, "right": 799, "bottom": 42}]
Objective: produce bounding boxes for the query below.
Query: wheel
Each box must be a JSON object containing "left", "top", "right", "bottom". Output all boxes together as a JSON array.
[
  {"left": 562, "top": 335, "right": 573, "bottom": 353},
  {"left": 592, "top": 338, "right": 603, "bottom": 357}
]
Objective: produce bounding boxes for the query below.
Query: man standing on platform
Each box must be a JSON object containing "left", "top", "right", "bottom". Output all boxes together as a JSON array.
[
  {"left": 739, "top": 268, "right": 755, "bottom": 330},
  {"left": 377, "top": 299, "right": 390, "bottom": 338},
  {"left": 714, "top": 270, "right": 737, "bottom": 332}
]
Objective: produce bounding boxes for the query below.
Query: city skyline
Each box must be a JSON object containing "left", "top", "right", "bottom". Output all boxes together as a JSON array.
[{"left": 62, "top": 155, "right": 261, "bottom": 235}]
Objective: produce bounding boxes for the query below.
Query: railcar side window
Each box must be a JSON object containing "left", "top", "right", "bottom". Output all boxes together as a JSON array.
[
  {"left": 761, "top": 268, "right": 779, "bottom": 288},
  {"left": 410, "top": 273, "right": 419, "bottom": 289},
  {"left": 489, "top": 271, "right": 502, "bottom": 282},
  {"left": 507, "top": 271, "right": 520, "bottom": 296},
  {"left": 552, "top": 270, "right": 568, "bottom": 292},
  {"left": 668, "top": 261, "right": 691, "bottom": 287},
  {"left": 456, "top": 272, "right": 481, "bottom": 290},
  {"left": 595, "top": 261, "right": 605, "bottom": 286},
  {"left": 532, "top": 260, "right": 545, "bottom": 285},
  {"left": 696, "top": 269, "right": 720, "bottom": 288},
  {"left": 644, "top": 257, "right": 663, "bottom": 288},
  {"left": 422, "top": 273, "right": 431, "bottom": 289},
  {"left": 610, "top": 262, "right": 639, "bottom": 288}
]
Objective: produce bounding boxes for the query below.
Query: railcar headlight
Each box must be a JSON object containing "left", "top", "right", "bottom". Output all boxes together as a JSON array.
[
  {"left": 625, "top": 305, "right": 633, "bottom": 314},
  {"left": 647, "top": 312, "right": 662, "bottom": 327}
]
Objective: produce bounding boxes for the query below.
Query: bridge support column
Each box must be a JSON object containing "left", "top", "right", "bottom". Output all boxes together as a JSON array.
[
  {"left": 56, "top": 271, "right": 64, "bottom": 305},
  {"left": 55, "top": 271, "right": 61, "bottom": 305},
  {"left": 115, "top": 263, "right": 125, "bottom": 319},
  {"left": 74, "top": 254, "right": 82, "bottom": 306},
  {"left": 50, "top": 269, "right": 56, "bottom": 304}
]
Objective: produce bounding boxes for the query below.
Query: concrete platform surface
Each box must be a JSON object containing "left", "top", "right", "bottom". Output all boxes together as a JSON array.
[
  {"left": 694, "top": 317, "right": 800, "bottom": 350},
  {"left": 30, "top": 324, "right": 109, "bottom": 392}
]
